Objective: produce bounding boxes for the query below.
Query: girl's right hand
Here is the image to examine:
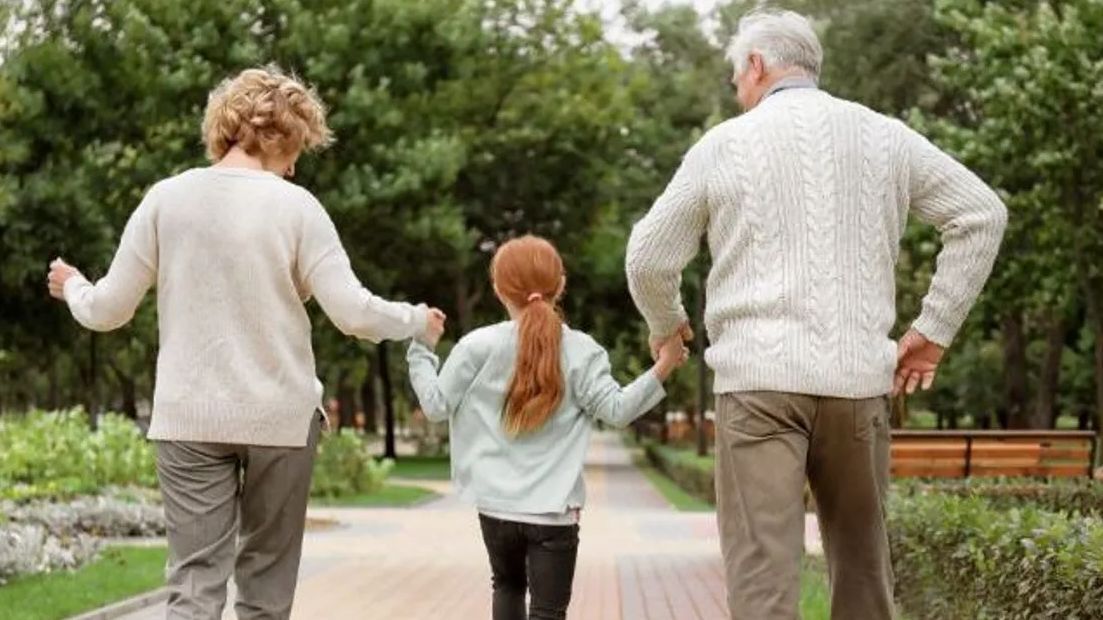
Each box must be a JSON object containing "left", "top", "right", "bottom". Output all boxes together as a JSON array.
[
  {"left": 653, "top": 334, "right": 689, "bottom": 381},
  {"left": 421, "top": 308, "right": 447, "bottom": 348}
]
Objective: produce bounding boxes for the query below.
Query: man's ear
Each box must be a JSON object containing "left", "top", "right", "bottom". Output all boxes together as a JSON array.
[{"left": 750, "top": 53, "right": 766, "bottom": 83}]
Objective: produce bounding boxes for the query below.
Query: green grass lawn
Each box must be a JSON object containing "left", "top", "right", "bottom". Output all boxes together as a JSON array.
[
  {"left": 311, "top": 483, "right": 438, "bottom": 507},
  {"left": 800, "top": 556, "right": 831, "bottom": 619},
  {"left": 390, "top": 455, "right": 451, "bottom": 480},
  {"left": 0, "top": 546, "right": 167, "bottom": 620}
]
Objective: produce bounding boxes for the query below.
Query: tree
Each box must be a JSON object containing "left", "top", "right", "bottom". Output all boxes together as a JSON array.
[{"left": 916, "top": 0, "right": 1103, "bottom": 431}]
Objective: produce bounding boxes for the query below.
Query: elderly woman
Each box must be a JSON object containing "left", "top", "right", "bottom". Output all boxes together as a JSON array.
[{"left": 46, "top": 67, "right": 445, "bottom": 619}]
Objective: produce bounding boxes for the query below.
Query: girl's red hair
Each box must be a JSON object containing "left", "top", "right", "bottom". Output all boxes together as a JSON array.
[{"left": 491, "top": 236, "right": 565, "bottom": 435}]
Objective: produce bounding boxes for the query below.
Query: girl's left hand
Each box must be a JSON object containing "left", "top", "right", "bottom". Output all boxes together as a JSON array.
[
  {"left": 420, "top": 307, "right": 447, "bottom": 348},
  {"left": 47, "top": 258, "right": 81, "bottom": 300}
]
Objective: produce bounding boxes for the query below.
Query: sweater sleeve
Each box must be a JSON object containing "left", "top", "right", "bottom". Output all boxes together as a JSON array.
[
  {"left": 573, "top": 339, "right": 666, "bottom": 429},
  {"left": 407, "top": 338, "right": 481, "bottom": 423},
  {"left": 64, "top": 188, "right": 159, "bottom": 332},
  {"left": 904, "top": 127, "right": 1008, "bottom": 347},
  {"left": 625, "top": 133, "right": 713, "bottom": 340},
  {"left": 296, "top": 198, "right": 428, "bottom": 343}
]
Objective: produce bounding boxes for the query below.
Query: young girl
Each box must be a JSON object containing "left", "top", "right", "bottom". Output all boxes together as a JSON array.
[{"left": 407, "top": 235, "right": 687, "bottom": 620}]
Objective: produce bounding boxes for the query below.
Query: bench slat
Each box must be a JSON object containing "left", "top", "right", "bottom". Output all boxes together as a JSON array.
[
  {"left": 1039, "top": 448, "right": 1092, "bottom": 461},
  {"left": 891, "top": 447, "right": 966, "bottom": 458},
  {"left": 970, "top": 465, "right": 1089, "bottom": 477},
  {"left": 892, "top": 464, "right": 967, "bottom": 478},
  {"left": 888, "top": 430, "right": 1094, "bottom": 478}
]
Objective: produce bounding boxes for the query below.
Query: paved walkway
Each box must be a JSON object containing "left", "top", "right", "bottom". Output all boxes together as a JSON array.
[{"left": 122, "top": 432, "right": 822, "bottom": 619}]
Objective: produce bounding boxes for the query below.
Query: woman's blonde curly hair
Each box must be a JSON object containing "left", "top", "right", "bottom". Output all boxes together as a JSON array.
[{"left": 201, "top": 66, "right": 334, "bottom": 162}]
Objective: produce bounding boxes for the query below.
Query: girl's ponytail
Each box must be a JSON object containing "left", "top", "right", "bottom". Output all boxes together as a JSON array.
[{"left": 492, "top": 237, "right": 566, "bottom": 435}]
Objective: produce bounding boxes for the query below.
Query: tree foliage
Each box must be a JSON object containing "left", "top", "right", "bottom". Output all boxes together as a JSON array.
[{"left": 0, "top": 0, "right": 1099, "bottom": 435}]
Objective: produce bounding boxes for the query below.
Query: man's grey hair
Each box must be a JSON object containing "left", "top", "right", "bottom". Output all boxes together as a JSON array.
[{"left": 725, "top": 9, "right": 823, "bottom": 80}]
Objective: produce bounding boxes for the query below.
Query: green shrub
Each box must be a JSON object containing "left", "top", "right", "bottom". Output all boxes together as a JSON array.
[
  {"left": 889, "top": 492, "right": 1103, "bottom": 619},
  {"left": 0, "top": 410, "right": 156, "bottom": 501},
  {"left": 642, "top": 441, "right": 715, "bottom": 504},
  {"left": 1, "top": 410, "right": 396, "bottom": 502},
  {"left": 897, "top": 478, "right": 1103, "bottom": 516},
  {"left": 640, "top": 440, "right": 817, "bottom": 511},
  {"left": 88, "top": 415, "right": 157, "bottom": 489},
  {"left": 310, "top": 429, "right": 393, "bottom": 498}
]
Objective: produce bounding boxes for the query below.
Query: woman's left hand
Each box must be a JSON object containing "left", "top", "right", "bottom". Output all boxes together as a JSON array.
[{"left": 47, "top": 258, "right": 81, "bottom": 300}]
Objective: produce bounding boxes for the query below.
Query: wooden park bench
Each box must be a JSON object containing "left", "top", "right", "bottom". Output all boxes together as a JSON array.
[{"left": 891, "top": 430, "right": 1098, "bottom": 478}]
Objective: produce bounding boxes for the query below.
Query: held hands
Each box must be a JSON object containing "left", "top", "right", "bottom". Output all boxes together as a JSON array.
[
  {"left": 47, "top": 258, "right": 81, "bottom": 300},
  {"left": 894, "top": 328, "right": 945, "bottom": 396},
  {"left": 650, "top": 321, "right": 693, "bottom": 362},
  {"left": 653, "top": 332, "right": 691, "bottom": 382},
  {"left": 420, "top": 308, "right": 447, "bottom": 348}
]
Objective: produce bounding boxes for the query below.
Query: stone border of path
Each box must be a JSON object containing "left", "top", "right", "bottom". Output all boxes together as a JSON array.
[{"left": 70, "top": 588, "right": 170, "bottom": 620}]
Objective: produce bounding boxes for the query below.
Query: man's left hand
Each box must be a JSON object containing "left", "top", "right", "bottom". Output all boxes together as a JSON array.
[{"left": 894, "top": 329, "right": 945, "bottom": 396}]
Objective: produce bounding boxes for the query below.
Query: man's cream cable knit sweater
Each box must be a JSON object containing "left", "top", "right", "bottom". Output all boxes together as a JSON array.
[
  {"left": 626, "top": 88, "right": 1007, "bottom": 398},
  {"left": 64, "top": 167, "right": 427, "bottom": 446}
]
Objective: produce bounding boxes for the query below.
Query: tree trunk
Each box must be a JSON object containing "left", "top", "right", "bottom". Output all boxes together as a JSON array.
[
  {"left": 337, "top": 373, "right": 356, "bottom": 430},
  {"left": 1031, "top": 314, "right": 1065, "bottom": 429},
  {"left": 1078, "top": 262, "right": 1103, "bottom": 441},
  {"left": 1093, "top": 320, "right": 1103, "bottom": 438},
  {"left": 454, "top": 267, "right": 485, "bottom": 335},
  {"left": 81, "top": 333, "right": 101, "bottom": 420},
  {"left": 378, "top": 342, "right": 397, "bottom": 459},
  {"left": 455, "top": 268, "right": 472, "bottom": 334},
  {"left": 48, "top": 358, "right": 60, "bottom": 411},
  {"left": 359, "top": 365, "right": 378, "bottom": 434},
  {"left": 1001, "top": 313, "right": 1030, "bottom": 429},
  {"left": 110, "top": 365, "right": 138, "bottom": 419}
]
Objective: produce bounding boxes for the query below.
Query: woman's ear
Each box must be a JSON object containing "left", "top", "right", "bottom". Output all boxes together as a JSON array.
[{"left": 556, "top": 275, "right": 567, "bottom": 300}]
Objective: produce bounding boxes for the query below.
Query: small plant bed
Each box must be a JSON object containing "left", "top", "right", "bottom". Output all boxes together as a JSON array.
[
  {"left": 635, "top": 458, "right": 714, "bottom": 512},
  {"left": 311, "top": 484, "right": 438, "bottom": 508},
  {"left": 0, "top": 545, "right": 167, "bottom": 620},
  {"left": 389, "top": 456, "right": 451, "bottom": 481}
]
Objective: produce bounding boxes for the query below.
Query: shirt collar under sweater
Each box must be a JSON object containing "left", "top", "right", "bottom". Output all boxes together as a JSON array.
[{"left": 760, "top": 75, "right": 819, "bottom": 102}]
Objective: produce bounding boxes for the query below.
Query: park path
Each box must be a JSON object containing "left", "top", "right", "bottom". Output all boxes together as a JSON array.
[{"left": 120, "top": 432, "right": 822, "bottom": 619}]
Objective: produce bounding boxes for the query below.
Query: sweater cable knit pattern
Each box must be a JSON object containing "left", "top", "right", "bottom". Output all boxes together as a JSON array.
[{"left": 626, "top": 89, "right": 1007, "bottom": 399}]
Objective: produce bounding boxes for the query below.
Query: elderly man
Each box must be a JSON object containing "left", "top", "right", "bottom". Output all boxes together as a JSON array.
[{"left": 625, "top": 9, "right": 1006, "bottom": 620}]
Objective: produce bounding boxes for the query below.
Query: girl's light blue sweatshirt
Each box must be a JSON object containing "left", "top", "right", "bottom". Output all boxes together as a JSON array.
[{"left": 407, "top": 321, "right": 665, "bottom": 514}]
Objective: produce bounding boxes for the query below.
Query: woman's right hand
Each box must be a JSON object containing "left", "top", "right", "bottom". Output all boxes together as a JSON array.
[
  {"left": 421, "top": 308, "right": 447, "bottom": 348},
  {"left": 653, "top": 334, "right": 690, "bottom": 381},
  {"left": 47, "top": 258, "right": 81, "bottom": 300}
]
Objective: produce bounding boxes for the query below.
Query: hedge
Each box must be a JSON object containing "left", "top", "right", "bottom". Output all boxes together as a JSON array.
[
  {"left": 889, "top": 492, "right": 1103, "bottom": 619},
  {"left": 897, "top": 478, "right": 1103, "bottom": 516},
  {"left": 641, "top": 440, "right": 817, "bottom": 511},
  {"left": 642, "top": 441, "right": 715, "bottom": 505}
]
